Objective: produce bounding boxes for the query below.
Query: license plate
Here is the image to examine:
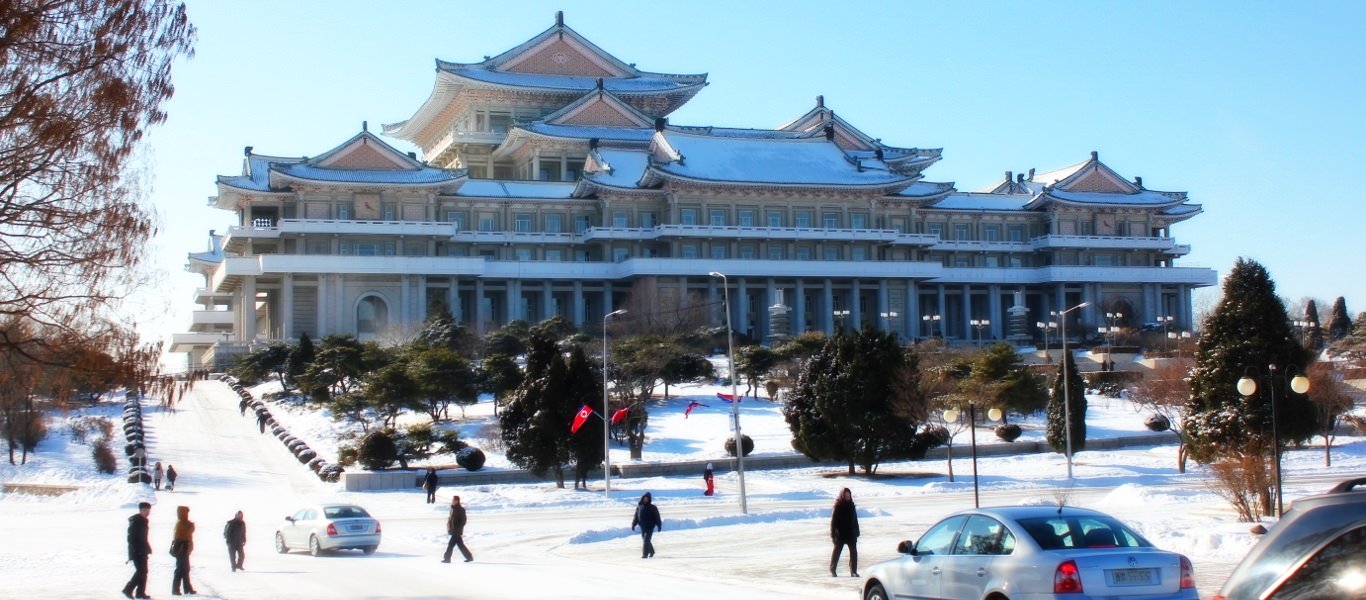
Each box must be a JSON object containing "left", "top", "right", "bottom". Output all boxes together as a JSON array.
[
  {"left": 348, "top": 524, "right": 365, "bottom": 532},
  {"left": 1109, "top": 568, "right": 1155, "bottom": 586}
]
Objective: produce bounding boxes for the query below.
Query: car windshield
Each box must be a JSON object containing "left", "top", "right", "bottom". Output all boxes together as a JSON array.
[
  {"left": 324, "top": 506, "right": 370, "bottom": 519},
  {"left": 1017, "top": 515, "right": 1152, "bottom": 550}
]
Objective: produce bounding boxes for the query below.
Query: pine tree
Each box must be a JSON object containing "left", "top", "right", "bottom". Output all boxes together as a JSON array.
[
  {"left": 1046, "top": 349, "right": 1087, "bottom": 455},
  {"left": 499, "top": 332, "right": 580, "bottom": 487},
  {"left": 1185, "top": 258, "right": 1315, "bottom": 466},
  {"left": 1303, "top": 299, "right": 1324, "bottom": 350},
  {"left": 1325, "top": 297, "right": 1351, "bottom": 341},
  {"left": 564, "top": 347, "right": 605, "bottom": 487},
  {"left": 286, "top": 332, "right": 314, "bottom": 393}
]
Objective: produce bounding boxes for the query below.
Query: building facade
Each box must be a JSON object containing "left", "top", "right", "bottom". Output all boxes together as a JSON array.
[{"left": 171, "top": 13, "right": 1215, "bottom": 369}]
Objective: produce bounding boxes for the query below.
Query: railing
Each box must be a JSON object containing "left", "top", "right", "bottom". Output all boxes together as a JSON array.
[{"left": 1031, "top": 234, "right": 1178, "bottom": 251}]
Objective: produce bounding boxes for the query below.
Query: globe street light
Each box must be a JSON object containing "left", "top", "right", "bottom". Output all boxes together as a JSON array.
[
  {"left": 602, "top": 308, "right": 627, "bottom": 498},
  {"left": 922, "top": 313, "right": 941, "bottom": 340},
  {"left": 1237, "top": 365, "right": 1310, "bottom": 517},
  {"left": 1157, "top": 315, "right": 1175, "bottom": 352},
  {"left": 832, "top": 309, "right": 850, "bottom": 331},
  {"left": 880, "top": 311, "right": 898, "bottom": 333},
  {"left": 970, "top": 318, "right": 990, "bottom": 348},
  {"left": 1036, "top": 318, "right": 1058, "bottom": 363},
  {"left": 942, "top": 403, "right": 1004, "bottom": 507},
  {"left": 709, "top": 271, "right": 748, "bottom": 514},
  {"left": 1059, "top": 301, "right": 1090, "bottom": 479}
]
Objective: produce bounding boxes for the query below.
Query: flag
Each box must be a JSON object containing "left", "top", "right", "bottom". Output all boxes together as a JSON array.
[
  {"left": 716, "top": 392, "right": 741, "bottom": 403},
  {"left": 610, "top": 407, "right": 630, "bottom": 424},
  {"left": 570, "top": 405, "right": 593, "bottom": 434},
  {"left": 684, "top": 401, "right": 709, "bottom": 418}
]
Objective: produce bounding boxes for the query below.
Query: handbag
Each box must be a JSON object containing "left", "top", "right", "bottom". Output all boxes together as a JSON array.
[{"left": 169, "top": 541, "right": 184, "bottom": 556}]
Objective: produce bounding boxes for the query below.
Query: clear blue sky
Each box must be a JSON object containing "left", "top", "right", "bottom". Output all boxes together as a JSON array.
[{"left": 140, "top": 0, "right": 1366, "bottom": 353}]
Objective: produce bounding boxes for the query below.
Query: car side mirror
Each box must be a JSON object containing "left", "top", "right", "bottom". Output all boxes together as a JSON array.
[
  {"left": 896, "top": 540, "right": 916, "bottom": 555},
  {"left": 285, "top": 516, "right": 294, "bottom": 522}
]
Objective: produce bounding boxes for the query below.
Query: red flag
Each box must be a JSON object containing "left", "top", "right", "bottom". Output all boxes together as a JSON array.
[
  {"left": 716, "top": 392, "right": 741, "bottom": 403},
  {"left": 684, "top": 401, "right": 709, "bottom": 418},
  {"left": 610, "top": 407, "right": 630, "bottom": 424},
  {"left": 570, "top": 405, "right": 593, "bottom": 434}
]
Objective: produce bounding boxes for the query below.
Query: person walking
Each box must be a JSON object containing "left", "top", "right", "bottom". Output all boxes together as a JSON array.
[
  {"left": 256, "top": 410, "right": 268, "bottom": 433},
  {"left": 829, "top": 487, "right": 860, "bottom": 577},
  {"left": 703, "top": 462, "right": 715, "bottom": 496},
  {"left": 170, "top": 505, "right": 196, "bottom": 595},
  {"left": 224, "top": 510, "right": 246, "bottom": 572},
  {"left": 121, "top": 502, "right": 152, "bottom": 599},
  {"left": 630, "top": 492, "right": 662, "bottom": 558},
  {"left": 422, "top": 468, "right": 439, "bottom": 504},
  {"left": 238, "top": 397, "right": 248, "bottom": 416},
  {"left": 165, "top": 465, "right": 178, "bottom": 492},
  {"left": 441, "top": 496, "right": 473, "bottom": 563},
  {"left": 153, "top": 462, "right": 164, "bottom": 491}
]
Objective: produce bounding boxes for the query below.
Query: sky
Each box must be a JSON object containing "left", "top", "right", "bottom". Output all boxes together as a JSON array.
[
  {"left": 4, "top": 373, "right": 1363, "bottom": 598},
  {"left": 138, "top": 1, "right": 1366, "bottom": 361}
]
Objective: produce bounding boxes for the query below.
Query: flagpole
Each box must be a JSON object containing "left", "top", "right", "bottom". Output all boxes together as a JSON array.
[
  {"left": 603, "top": 308, "right": 627, "bottom": 499},
  {"left": 709, "top": 271, "right": 747, "bottom": 515}
]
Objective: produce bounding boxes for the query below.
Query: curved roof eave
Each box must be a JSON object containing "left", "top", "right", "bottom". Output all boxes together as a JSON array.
[
  {"left": 1024, "top": 193, "right": 1188, "bottom": 211},
  {"left": 382, "top": 69, "right": 463, "bottom": 140},
  {"left": 269, "top": 171, "right": 463, "bottom": 190},
  {"left": 446, "top": 71, "right": 707, "bottom": 97},
  {"left": 642, "top": 166, "right": 912, "bottom": 194}
]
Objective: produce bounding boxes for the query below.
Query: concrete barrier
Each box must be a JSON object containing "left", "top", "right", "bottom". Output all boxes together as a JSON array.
[{"left": 339, "top": 432, "right": 1181, "bottom": 491}]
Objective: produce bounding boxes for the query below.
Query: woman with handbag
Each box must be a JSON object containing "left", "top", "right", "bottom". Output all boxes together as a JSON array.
[{"left": 170, "top": 505, "right": 196, "bottom": 595}]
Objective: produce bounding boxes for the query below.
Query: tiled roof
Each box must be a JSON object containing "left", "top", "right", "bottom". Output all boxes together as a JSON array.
[{"left": 644, "top": 131, "right": 915, "bottom": 189}]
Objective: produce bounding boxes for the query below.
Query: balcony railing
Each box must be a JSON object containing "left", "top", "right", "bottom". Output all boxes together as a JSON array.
[
  {"left": 425, "top": 129, "right": 506, "bottom": 163},
  {"left": 1031, "top": 234, "right": 1179, "bottom": 251}
]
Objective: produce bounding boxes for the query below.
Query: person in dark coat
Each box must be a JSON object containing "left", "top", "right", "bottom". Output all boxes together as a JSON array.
[
  {"left": 630, "top": 492, "right": 662, "bottom": 558},
  {"left": 256, "top": 410, "right": 268, "bottom": 433},
  {"left": 122, "top": 502, "right": 152, "bottom": 599},
  {"left": 422, "top": 468, "right": 439, "bottom": 504},
  {"left": 829, "top": 487, "right": 860, "bottom": 577},
  {"left": 238, "top": 397, "right": 249, "bottom": 415},
  {"left": 153, "top": 462, "right": 163, "bottom": 491},
  {"left": 165, "top": 465, "right": 178, "bottom": 492},
  {"left": 441, "top": 496, "right": 473, "bottom": 563},
  {"left": 171, "top": 505, "right": 196, "bottom": 595},
  {"left": 703, "top": 462, "right": 715, "bottom": 496},
  {"left": 224, "top": 510, "right": 247, "bottom": 572}
]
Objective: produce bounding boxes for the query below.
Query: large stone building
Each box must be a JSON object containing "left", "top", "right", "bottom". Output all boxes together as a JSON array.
[{"left": 172, "top": 13, "right": 1215, "bottom": 369}]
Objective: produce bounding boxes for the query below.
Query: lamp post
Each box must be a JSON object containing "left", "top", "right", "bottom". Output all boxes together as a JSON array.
[
  {"left": 1059, "top": 301, "right": 1090, "bottom": 479},
  {"left": 1237, "top": 365, "right": 1310, "bottom": 517},
  {"left": 1036, "top": 317, "right": 1058, "bottom": 363},
  {"left": 1170, "top": 331, "right": 1192, "bottom": 360},
  {"left": 833, "top": 309, "right": 850, "bottom": 331},
  {"left": 880, "top": 311, "right": 898, "bottom": 334},
  {"left": 970, "top": 318, "right": 990, "bottom": 348},
  {"left": 709, "top": 271, "right": 748, "bottom": 514},
  {"left": 602, "top": 308, "right": 627, "bottom": 498},
  {"left": 942, "top": 403, "right": 1004, "bottom": 507},
  {"left": 1157, "top": 315, "right": 1175, "bottom": 353},
  {"left": 1291, "top": 319, "right": 1308, "bottom": 347},
  {"left": 922, "top": 313, "right": 941, "bottom": 340}
]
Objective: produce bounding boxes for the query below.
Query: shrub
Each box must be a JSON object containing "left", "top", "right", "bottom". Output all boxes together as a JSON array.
[
  {"left": 337, "top": 445, "right": 359, "bottom": 467},
  {"left": 723, "top": 434, "right": 754, "bottom": 457},
  {"left": 19, "top": 413, "right": 47, "bottom": 452},
  {"left": 307, "top": 458, "right": 326, "bottom": 472},
  {"left": 1209, "top": 453, "right": 1275, "bottom": 522},
  {"left": 994, "top": 424, "right": 1023, "bottom": 442},
  {"left": 455, "top": 447, "right": 486, "bottom": 471},
  {"left": 356, "top": 429, "right": 399, "bottom": 470},
  {"left": 1145, "top": 414, "right": 1171, "bottom": 432},
  {"left": 296, "top": 449, "right": 317, "bottom": 463},
  {"left": 319, "top": 464, "right": 344, "bottom": 482},
  {"left": 93, "top": 440, "right": 118, "bottom": 474}
]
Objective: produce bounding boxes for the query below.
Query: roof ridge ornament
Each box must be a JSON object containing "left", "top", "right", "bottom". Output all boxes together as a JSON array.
[{"left": 556, "top": 10, "right": 563, "bottom": 27}]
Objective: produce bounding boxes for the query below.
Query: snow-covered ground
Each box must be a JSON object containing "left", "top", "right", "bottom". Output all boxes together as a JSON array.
[{"left": 2, "top": 372, "right": 1364, "bottom": 600}]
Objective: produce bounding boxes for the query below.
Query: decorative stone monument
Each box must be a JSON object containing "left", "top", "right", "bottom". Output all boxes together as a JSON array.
[{"left": 1007, "top": 290, "right": 1032, "bottom": 346}]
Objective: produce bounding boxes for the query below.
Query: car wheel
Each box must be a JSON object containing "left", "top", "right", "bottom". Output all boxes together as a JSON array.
[
  {"left": 309, "top": 535, "right": 322, "bottom": 557},
  {"left": 362, "top": 545, "right": 377, "bottom": 555},
  {"left": 864, "top": 582, "right": 889, "bottom": 600}
]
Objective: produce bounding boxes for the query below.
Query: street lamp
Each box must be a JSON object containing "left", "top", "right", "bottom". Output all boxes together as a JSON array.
[
  {"left": 1059, "top": 301, "right": 1090, "bottom": 479},
  {"left": 709, "top": 271, "right": 748, "bottom": 514},
  {"left": 1036, "top": 318, "right": 1058, "bottom": 363},
  {"left": 1237, "top": 365, "right": 1310, "bottom": 517},
  {"left": 922, "top": 313, "right": 941, "bottom": 340},
  {"left": 942, "top": 403, "right": 1004, "bottom": 507},
  {"left": 833, "top": 309, "right": 850, "bottom": 330},
  {"left": 970, "top": 318, "right": 990, "bottom": 348},
  {"left": 602, "top": 308, "right": 627, "bottom": 498},
  {"left": 1170, "top": 331, "right": 1192, "bottom": 360},
  {"left": 1157, "top": 315, "right": 1175, "bottom": 352}
]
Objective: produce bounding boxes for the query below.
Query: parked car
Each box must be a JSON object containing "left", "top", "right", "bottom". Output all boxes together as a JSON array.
[
  {"left": 861, "top": 505, "right": 1197, "bottom": 600},
  {"left": 1213, "top": 477, "right": 1366, "bottom": 600},
  {"left": 275, "top": 504, "right": 381, "bottom": 556}
]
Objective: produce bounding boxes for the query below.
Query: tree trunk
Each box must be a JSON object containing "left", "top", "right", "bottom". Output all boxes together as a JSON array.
[
  {"left": 1325, "top": 437, "right": 1332, "bottom": 467},
  {"left": 846, "top": 460, "right": 855, "bottom": 475},
  {"left": 945, "top": 443, "right": 955, "bottom": 482},
  {"left": 553, "top": 465, "right": 565, "bottom": 489},
  {"left": 1176, "top": 444, "right": 1188, "bottom": 474}
]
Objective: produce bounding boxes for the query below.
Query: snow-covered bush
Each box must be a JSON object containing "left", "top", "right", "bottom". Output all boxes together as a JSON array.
[
  {"left": 355, "top": 430, "right": 398, "bottom": 470},
  {"left": 93, "top": 440, "right": 117, "bottom": 474},
  {"left": 455, "top": 446, "right": 485, "bottom": 471},
  {"left": 995, "top": 424, "right": 1023, "bottom": 442},
  {"left": 724, "top": 434, "right": 754, "bottom": 457}
]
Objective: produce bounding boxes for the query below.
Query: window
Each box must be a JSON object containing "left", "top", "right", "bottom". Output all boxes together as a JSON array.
[
  {"left": 710, "top": 209, "right": 727, "bottom": 226},
  {"left": 680, "top": 208, "right": 698, "bottom": 225},
  {"left": 823, "top": 212, "right": 839, "bottom": 229},
  {"left": 337, "top": 204, "right": 351, "bottom": 220},
  {"left": 1008, "top": 225, "right": 1025, "bottom": 242},
  {"left": 850, "top": 213, "right": 866, "bottom": 229},
  {"left": 823, "top": 247, "right": 839, "bottom": 261},
  {"left": 306, "top": 240, "right": 329, "bottom": 255},
  {"left": 357, "top": 296, "right": 388, "bottom": 336},
  {"left": 355, "top": 242, "right": 378, "bottom": 256},
  {"left": 984, "top": 225, "right": 1001, "bottom": 241},
  {"left": 954, "top": 223, "right": 970, "bottom": 240},
  {"left": 985, "top": 256, "right": 999, "bottom": 268},
  {"left": 545, "top": 214, "right": 563, "bottom": 233},
  {"left": 710, "top": 245, "right": 727, "bottom": 259},
  {"left": 1010, "top": 256, "right": 1024, "bottom": 267},
  {"left": 382, "top": 204, "right": 396, "bottom": 221},
  {"left": 515, "top": 248, "right": 532, "bottom": 261},
  {"left": 1267, "top": 526, "right": 1366, "bottom": 600},
  {"left": 539, "top": 162, "right": 562, "bottom": 182},
  {"left": 640, "top": 212, "right": 656, "bottom": 228},
  {"left": 575, "top": 215, "right": 591, "bottom": 232},
  {"left": 610, "top": 211, "right": 627, "bottom": 228},
  {"left": 915, "top": 516, "right": 967, "bottom": 556},
  {"left": 795, "top": 247, "right": 812, "bottom": 260},
  {"left": 928, "top": 223, "right": 944, "bottom": 238},
  {"left": 738, "top": 210, "right": 755, "bottom": 227},
  {"left": 478, "top": 214, "right": 496, "bottom": 232},
  {"left": 795, "top": 211, "right": 812, "bottom": 228},
  {"left": 951, "top": 516, "right": 1016, "bottom": 556},
  {"left": 565, "top": 159, "right": 585, "bottom": 181},
  {"left": 1078, "top": 220, "right": 1093, "bottom": 235},
  {"left": 445, "top": 211, "right": 465, "bottom": 230},
  {"left": 515, "top": 213, "right": 532, "bottom": 232},
  {"left": 681, "top": 244, "right": 699, "bottom": 259},
  {"left": 767, "top": 210, "right": 783, "bottom": 228},
  {"left": 739, "top": 245, "right": 755, "bottom": 259},
  {"left": 545, "top": 249, "right": 562, "bottom": 261},
  {"left": 953, "top": 256, "right": 971, "bottom": 267},
  {"left": 574, "top": 249, "right": 589, "bottom": 262},
  {"left": 1094, "top": 254, "right": 1113, "bottom": 267},
  {"left": 613, "top": 248, "right": 629, "bottom": 262},
  {"left": 768, "top": 247, "right": 784, "bottom": 260},
  {"left": 404, "top": 242, "right": 426, "bottom": 256},
  {"left": 852, "top": 247, "right": 867, "bottom": 261}
]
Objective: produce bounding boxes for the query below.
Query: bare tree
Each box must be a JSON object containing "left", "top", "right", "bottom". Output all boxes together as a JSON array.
[
  {"left": 1306, "top": 361, "right": 1354, "bottom": 466},
  {"left": 614, "top": 278, "right": 712, "bottom": 339},
  {"left": 0, "top": 1, "right": 196, "bottom": 359},
  {"left": 1127, "top": 358, "right": 1194, "bottom": 472}
]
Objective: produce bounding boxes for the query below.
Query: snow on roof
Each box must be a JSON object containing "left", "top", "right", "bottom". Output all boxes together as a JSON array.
[
  {"left": 454, "top": 180, "right": 576, "bottom": 199},
  {"left": 217, "top": 155, "right": 302, "bottom": 192},
  {"left": 648, "top": 131, "right": 913, "bottom": 188},
  {"left": 582, "top": 148, "right": 651, "bottom": 189},
  {"left": 274, "top": 163, "right": 461, "bottom": 186},
  {"left": 447, "top": 67, "right": 704, "bottom": 94},
  {"left": 1044, "top": 188, "right": 1184, "bottom": 206},
  {"left": 521, "top": 123, "right": 655, "bottom": 142},
  {"left": 1031, "top": 159, "right": 1090, "bottom": 185},
  {"left": 931, "top": 193, "right": 1033, "bottom": 211},
  {"left": 893, "top": 180, "right": 955, "bottom": 198}
]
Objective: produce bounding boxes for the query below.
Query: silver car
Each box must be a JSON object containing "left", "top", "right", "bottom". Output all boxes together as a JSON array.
[
  {"left": 275, "top": 504, "right": 381, "bottom": 556},
  {"left": 862, "top": 505, "right": 1197, "bottom": 600}
]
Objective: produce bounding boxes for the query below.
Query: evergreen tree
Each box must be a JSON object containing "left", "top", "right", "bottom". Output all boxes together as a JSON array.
[
  {"left": 405, "top": 345, "right": 477, "bottom": 422},
  {"left": 1185, "top": 258, "right": 1315, "bottom": 466},
  {"left": 1046, "top": 349, "right": 1087, "bottom": 455},
  {"left": 782, "top": 328, "right": 934, "bottom": 474},
  {"left": 970, "top": 342, "right": 1048, "bottom": 420},
  {"left": 1325, "top": 297, "right": 1351, "bottom": 341},
  {"left": 477, "top": 353, "right": 523, "bottom": 416},
  {"left": 499, "top": 332, "right": 581, "bottom": 487},
  {"left": 1303, "top": 299, "right": 1324, "bottom": 350},
  {"left": 417, "top": 307, "right": 476, "bottom": 357},
  {"left": 286, "top": 332, "right": 315, "bottom": 392},
  {"left": 564, "top": 347, "right": 605, "bottom": 485}
]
